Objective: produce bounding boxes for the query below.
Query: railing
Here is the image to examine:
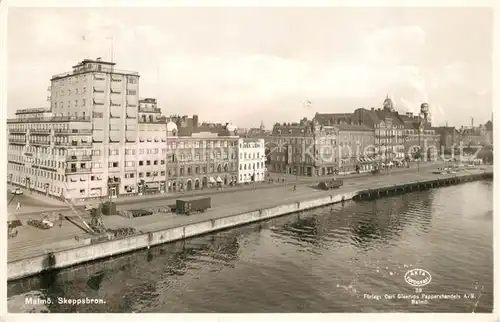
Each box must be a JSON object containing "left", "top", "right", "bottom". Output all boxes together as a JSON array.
[
  {"left": 138, "top": 107, "right": 162, "bottom": 113},
  {"left": 7, "top": 116, "right": 91, "bottom": 123},
  {"left": 65, "top": 168, "right": 91, "bottom": 173},
  {"left": 52, "top": 65, "right": 139, "bottom": 79},
  {"left": 9, "top": 138, "right": 26, "bottom": 144},
  {"left": 66, "top": 155, "right": 92, "bottom": 161},
  {"left": 138, "top": 119, "right": 166, "bottom": 124},
  {"left": 30, "top": 129, "right": 52, "bottom": 134},
  {"left": 54, "top": 129, "right": 92, "bottom": 134},
  {"left": 9, "top": 129, "right": 27, "bottom": 134},
  {"left": 58, "top": 141, "right": 92, "bottom": 147},
  {"left": 30, "top": 141, "right": 51, "bottom": 146}
]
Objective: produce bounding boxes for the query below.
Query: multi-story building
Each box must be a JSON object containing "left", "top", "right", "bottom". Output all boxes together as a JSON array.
[
  {"left": 237, "top": 138, "right": 266, "bottom": 183},
  {"left": 352, "top": 97, "right": 405, "bottom": 164},
  {"left": 336, "top": 123, "right": 376, "bottom": 173},
  {"left": 165, "top": 116, "right": 239, "bottom": 192},
  {"left": 399, "top": 110, "right": 440, "bottom": 160},
  {"left": 434, "top": 126, "right": 461, "bottom": 154},
  {"left": 136, "top": 98, "right": 167, "bottom": 195},
  {"left": 7, "top": 108, "right": 93, "bottom": 199},
  {"left": 7, "top": 58, "right": 148, "bottom": 200},
  {"left": 269, "top": 119, "right": 338, "bottom": 177},
  {"left": 314, "top": 114, "right": 376, "bottom": 173}
]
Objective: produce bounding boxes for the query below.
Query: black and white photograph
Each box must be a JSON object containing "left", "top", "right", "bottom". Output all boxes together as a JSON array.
[{"left": 3, "top": 3, "right": 495, "bottom": 314}]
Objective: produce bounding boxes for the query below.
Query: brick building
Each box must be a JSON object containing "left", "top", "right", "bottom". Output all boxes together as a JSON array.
[{"left": 165, "top": 116, "right": 239, "bottom": 192}]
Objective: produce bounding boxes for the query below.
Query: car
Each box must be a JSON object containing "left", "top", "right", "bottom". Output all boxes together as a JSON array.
[{"left": 10, "top": 188, "right": 23, "bottom": 195}]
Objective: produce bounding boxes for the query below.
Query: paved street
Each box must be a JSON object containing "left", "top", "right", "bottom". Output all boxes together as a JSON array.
[
  {"left": 7, "top": 165, "right": 490, "bottom": 262},
  {"left": 7, "top": 161, "right": 445, "bottom": 217}
]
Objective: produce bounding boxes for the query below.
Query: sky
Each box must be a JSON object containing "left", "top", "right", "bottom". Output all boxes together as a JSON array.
[{"left": 7, "top": 7, "right": 493, "bottom": 128}]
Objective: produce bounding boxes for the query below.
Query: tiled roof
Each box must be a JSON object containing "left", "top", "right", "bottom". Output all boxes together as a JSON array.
[
  {"left": 335, "top": 123, "right": 373, "bottom": 132},
  {"left": 314, "top": 113, "right": 354, "bottom": 125}
]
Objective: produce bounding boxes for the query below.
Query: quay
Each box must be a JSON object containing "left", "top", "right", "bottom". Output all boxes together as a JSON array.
[
  {"left": 354, "top": 171, "right": 493, "bottom": 201},
  {"left": 7, "top": 166, "right": 492, "bottom": 281}
]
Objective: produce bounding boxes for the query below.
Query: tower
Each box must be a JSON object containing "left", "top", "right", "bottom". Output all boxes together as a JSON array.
[
  {"left": 420, "top": 102, "right": 430, "bottom": 124},
  {"left": 383, "top": 94, "right": 395, "bottom": 112}
]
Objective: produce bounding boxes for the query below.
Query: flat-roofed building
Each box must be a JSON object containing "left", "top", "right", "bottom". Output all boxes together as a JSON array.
[
  {"left": 7, "top": 58, "right": 148, "bottom": 200},
  {"left": 165, "top": 116, "right": 239, "bottom": 192},
  {"left": 237, "top": 138, "right": 266, "bottom": 183}
]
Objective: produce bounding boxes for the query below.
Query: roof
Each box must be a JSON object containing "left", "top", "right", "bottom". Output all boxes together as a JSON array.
[
  {"left": 314, "top": 113, "right": 353, "bottom": 126},
  {"left": 272, "top": 124, "right": 311, "bottom": 136},
  {"left": 433, "top": 126, "right": 460, "bottom": 135},
  {"left": 177, "top": 124, "right": 238, "bottom": 137},
  {"left": 352, "top": 108, "right": 406, "bottom": 128},
  {"left": 334, "top": 123, "right": 373, "bottom": 132}
]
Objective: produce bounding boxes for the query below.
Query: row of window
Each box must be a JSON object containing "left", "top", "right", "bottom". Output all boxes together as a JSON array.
[{"left": 239, "top": 162, "right": 265, "bottom": 170}]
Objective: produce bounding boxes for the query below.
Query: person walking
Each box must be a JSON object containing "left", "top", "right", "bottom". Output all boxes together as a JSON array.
[{"left": 16, "top": 202, "right": 21, "bottom": 210}]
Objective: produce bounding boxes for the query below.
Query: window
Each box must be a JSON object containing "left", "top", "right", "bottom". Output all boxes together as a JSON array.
[
  {"left": 127, "top": 90, "right": 137, "bottom": 95},
  {"left": 139, "top": 161, "right": 144, "bottom": 166}
]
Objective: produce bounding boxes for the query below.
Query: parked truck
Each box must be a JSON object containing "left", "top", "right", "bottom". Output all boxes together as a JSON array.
[
  {"left": 176, "top": 197, "right": 211, "bottom": 215},
  {"left": 318, "top": 178, "right": 344, "bottom": 190}
]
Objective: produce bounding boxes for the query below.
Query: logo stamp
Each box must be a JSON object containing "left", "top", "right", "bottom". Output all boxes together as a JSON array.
[{"left": 404, "top": 268, "right": 432, "bottom": 287}]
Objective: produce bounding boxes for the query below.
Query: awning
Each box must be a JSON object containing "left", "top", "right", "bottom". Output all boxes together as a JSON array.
[
  {"left": 145, "top": 182, "right": 160, "bottom": 188},
  {"left": 216, "top": 176, "right": 223, "bottom": 183},
  {"left": 209, "top": 177, "right": 216, "bottom": 183}
]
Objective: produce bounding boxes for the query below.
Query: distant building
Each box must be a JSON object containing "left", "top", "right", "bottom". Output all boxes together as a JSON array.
[
  {"left": 398, "top": 111, "right": 440, "bottom": 160},
  {"left": 352, "top": 97, "right": 406, "bottom": 162},
  {"left": 237, "top": 138, "right": 266, "bottom": 183},
  {"left": 269, "top": 119, "right": 338, "bottom": 177},
  {"left": 433, "top": 126, "right": 461, "bottom": 154}
]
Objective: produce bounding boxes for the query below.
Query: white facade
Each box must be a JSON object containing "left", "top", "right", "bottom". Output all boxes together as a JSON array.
[
  {"left": 6, "top": 58, "right": 154, "bottom": 201},
  {"left": 237, "top": 138, "right": 266, "bottom": 183}
]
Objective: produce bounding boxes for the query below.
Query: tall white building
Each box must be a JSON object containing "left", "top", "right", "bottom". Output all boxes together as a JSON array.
[
  {"left": 136, "top": 98, "right": 168, "bottom": 194},
  {"left": 237, "top": 138, "right": 266, "bottom": 183},
  {"left": 6, "top": 58, "right": 168, "bottom": 200}
]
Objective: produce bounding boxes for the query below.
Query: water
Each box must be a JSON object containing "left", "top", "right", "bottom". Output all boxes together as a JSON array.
[{"left": 7, "top": 181, "right": 493, "bottom": 313}]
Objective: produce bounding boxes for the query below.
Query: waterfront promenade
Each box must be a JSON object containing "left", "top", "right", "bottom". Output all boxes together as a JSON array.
[
  {"left": 7, "top": 161, "right": 443, "bottom": 216},
  {"left": 8, "top": 165, "right": 491, "bottom": 266}
]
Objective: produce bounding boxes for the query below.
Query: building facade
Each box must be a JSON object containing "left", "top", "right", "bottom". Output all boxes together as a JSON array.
[
  {"left": 165, "top": 117, "right": 239, "bottom": 192},
  {"left": 336, "top": 124, "right": 376, "bottom": 173},
  {"left": 6, "top": 58, "right": 168, "bottom": 201},
  {"left": 136, "top": 98, "right": 167, "bottom": 195},
  {"left": 352, "top": 98, "right": 406, "bottom": 164},
  {"left": 399, "top": 110, "right": 440, "bottom": 160},
  {"left": 268, "top": 119, "right": 338, "bottom": 177},
  {"left": 237, "top": 138, "right": 266, "bottom": 183},
  {"left": 434, "top": 126, "right": 460, "bottom": 153}
]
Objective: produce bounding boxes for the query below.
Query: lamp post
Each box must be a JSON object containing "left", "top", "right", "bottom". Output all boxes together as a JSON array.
[{"left": 418, "top": 121, "right": 423, "bottom": 172}]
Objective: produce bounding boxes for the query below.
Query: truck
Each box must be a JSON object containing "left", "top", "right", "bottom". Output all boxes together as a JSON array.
[
  {"left": 318, "top": 179, "right": 344, "bottom": 190},
  {"left": 176, "top": 197, "right": 211, "bottom": 215}
]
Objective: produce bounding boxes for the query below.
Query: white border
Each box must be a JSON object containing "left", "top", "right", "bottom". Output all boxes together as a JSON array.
[{"left": 0, "top": 0, "right": 498, "bottom": 321}]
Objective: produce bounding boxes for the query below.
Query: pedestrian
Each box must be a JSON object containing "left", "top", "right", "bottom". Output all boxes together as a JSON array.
[
  {"left": 16, "top": 202, "right": 21, "bottom": 210},
  {"left": 293, "top": 184, "right": 296, "bottom": 191},
  {"left": 58, "top": 213, "right": 63, "bottom": 228}
]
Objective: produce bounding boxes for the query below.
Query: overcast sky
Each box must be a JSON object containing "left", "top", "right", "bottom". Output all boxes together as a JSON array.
[{"left": 7, "top": 7, "right": 492, "bottom": 128}]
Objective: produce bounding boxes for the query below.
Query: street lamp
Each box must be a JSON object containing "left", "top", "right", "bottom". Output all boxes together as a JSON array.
[{"left": 418, "top": 121, "right": 424, "bottom": 172}]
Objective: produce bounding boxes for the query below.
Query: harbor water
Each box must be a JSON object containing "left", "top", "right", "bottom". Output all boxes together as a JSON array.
[{"left": 7, "top": 180, "right": 493, "bottom": 313}]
